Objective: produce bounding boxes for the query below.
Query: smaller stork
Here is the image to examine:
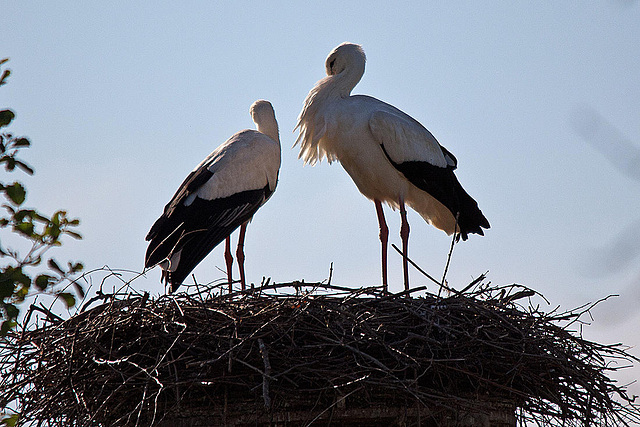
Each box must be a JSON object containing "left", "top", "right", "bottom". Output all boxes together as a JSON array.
[{"left": 145, "top": 100, "right": 281, "bottom": 293}]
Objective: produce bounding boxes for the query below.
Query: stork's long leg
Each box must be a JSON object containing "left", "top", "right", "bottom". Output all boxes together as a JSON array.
[
  {"left": 374, "top": 199, "right": 389, "bottom": 292},
  {"left": 236, "top": 221, "right": 248, "bottom": 291},
  {"left": 224, "top": 236, "right": 234, "bottom": 293},
  {"left": 399, "top": 197, "right": 410, "bottom": 291}
]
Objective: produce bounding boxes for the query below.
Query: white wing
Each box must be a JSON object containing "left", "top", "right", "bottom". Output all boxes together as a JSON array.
[
  {"left": 369, "top": 108, "right": 455, "bottom": 169},
  {"left": 194, "top": 130, "right": 280, "bottom": 202}
]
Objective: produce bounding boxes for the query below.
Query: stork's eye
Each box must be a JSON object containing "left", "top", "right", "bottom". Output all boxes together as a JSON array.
[{"left": 329, "top": 59, "right": 336, "bottom": 70}]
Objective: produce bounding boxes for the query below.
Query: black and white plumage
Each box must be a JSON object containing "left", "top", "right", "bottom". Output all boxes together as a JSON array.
[
  {"left": 295, "top": 43, "right": 489, "bottom": 291},
  {"left": 145, "top": 100, "right": 280, "bottom": 293}
]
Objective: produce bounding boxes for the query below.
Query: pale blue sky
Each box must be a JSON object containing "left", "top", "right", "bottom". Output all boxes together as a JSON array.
[{"left": 4, "top": 1, "right": 640, "bottom": 399}]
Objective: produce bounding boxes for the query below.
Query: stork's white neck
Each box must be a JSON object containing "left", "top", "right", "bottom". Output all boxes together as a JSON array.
[
  {"left": 255, "top": 118, "right": 280, "bottom": 145},
  {"left": 325, "top": 61, "right": 364, "bottom": 98}
]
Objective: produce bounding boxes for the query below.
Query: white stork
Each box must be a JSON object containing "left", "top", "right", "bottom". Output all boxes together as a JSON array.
[
  {"left": 295, "top": 43, "right": 489, "bottom": 291},
  {"left": 145, "top": 100, "right": 281, "bottom": 293}
]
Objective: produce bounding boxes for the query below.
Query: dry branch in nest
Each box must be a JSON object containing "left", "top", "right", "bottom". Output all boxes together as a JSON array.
[{"left": 1, "top": 274, "right": 639, "bottom": 426}]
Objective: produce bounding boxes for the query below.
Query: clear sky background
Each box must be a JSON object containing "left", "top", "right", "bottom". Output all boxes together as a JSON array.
[{"left": 4, "top": 1, "right": 640, "bottom": 405}]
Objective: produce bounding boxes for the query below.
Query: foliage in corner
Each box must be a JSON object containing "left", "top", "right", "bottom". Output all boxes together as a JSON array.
[{"left": 0, "top": 58, "right": 84, "bottom": 339}]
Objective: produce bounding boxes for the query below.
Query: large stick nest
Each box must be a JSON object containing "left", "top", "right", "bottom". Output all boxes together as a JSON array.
[{"left": 1, "top": 275, "right": 639, "bottom": 426}]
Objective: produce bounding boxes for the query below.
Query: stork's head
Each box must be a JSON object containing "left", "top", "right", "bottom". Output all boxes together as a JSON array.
[
  {"left": 250, "top": 100, "right": 279, "bottom": 143},
  {"left": 325, "top": 42, "right": 366, "bottom": 77},
  {"left": 250, "top": 99, "right": 275, "bottom": 124}
]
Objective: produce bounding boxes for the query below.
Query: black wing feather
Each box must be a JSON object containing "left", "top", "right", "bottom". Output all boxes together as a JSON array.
[
  {"left": 145, "top": 166, "right": 215, "bottom": 243},
  {"left": 145, "top": 184, "right": 273, "bottom": 291},
  {"left": 380, "top": 144, "right": 489, "bottom": 240}
]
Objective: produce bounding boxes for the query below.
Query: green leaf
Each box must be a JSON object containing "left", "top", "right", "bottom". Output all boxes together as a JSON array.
[
  {"left": 72, "top": 280, "right": 85, "bottom": 298},
  {"left": 51, "top": 211, "right": 61, "bottom": 226},
  {"left": 5, "top": 182, "right": 26, "bottom": 205},
  {"left": 45, "top": 222, "right": 61, "bottom": 240},
  {"left": 14, "top": 137, "right": 30, "bottom": 147},
  {"left": 47, "top": 258, "right": 65, "bottom": 275},
  {"left": 15, "top": 160, "right": 34, "bottom": 175},
  {"left": 14, "top": 209, "right": 35, "bottom": 222},
  {"left": 1, "top": 413, "right": 20, "bottom": 427},
  {"left": 14, "top": 221, "right": 34, "bottom": 237},
  {"left": 1, "top": 413, "right": 21, "bottom": 427},
  {"left": 4, "top": 302, "right": 19, "bottom": 319},
  {"left": 0, "top": 319, "right": 18, "bottom": 336},
  {"left": 0, "top": 110, "right": 14, "bottom": 128},
  {"left": 0, "top": 69, "right": 10, "bottom": 87},
  {"left": 58, "top": 292, "right": 75, "bottom": 308},
  {"left": 1, "top": 156, "right": 16, "bottom": 171},
  {"left": 66, "top": 230, "right": 82, "bottom": 240},
  {"left": 33, "top": 211, "right": 50, "bottom": 222},
  {"left": 70, "top": 262, "right": 84, "bottom": 273},
  {"left": 0, "top": 275, "right": 15, "bottom": 298},
  {"left": 35, "top": 274, "right": 55, "bottom": 291}
]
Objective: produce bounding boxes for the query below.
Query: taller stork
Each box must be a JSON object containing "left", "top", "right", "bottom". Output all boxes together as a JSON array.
[
  {"left": 145, "top": 100, "right": 281, "bottom": 293},
  {"left": 295, "top": 43, "right": 489, "bottom": 291}
]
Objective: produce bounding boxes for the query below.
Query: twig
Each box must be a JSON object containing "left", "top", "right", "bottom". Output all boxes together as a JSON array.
[
  {"left": 258, "top": 338, "right": 272, "bottom": 409},
  {"left": 33, "top": 303, "right": 63, "bottom": 322},
  {"left": 440, "top": 213, "right": 459, "bottom": 291},
  {"left": 391, "top": 243, "right": 441, "bottom": 287},
  {"left": 304, "top": 388, "right": 360, "bottom": 426}
]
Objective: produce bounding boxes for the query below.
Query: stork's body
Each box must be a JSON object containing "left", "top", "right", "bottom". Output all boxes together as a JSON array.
[
  {"left": 295, "top": 43, "right": 489, "bottom": 291},
  {"left": 145, "top": 100, "right": 280, "bottom": 293}
]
